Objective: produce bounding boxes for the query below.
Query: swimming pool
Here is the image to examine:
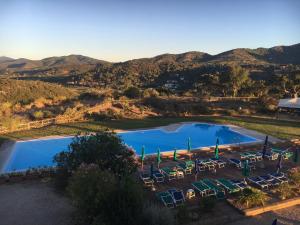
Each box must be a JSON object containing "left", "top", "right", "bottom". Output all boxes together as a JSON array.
[{"left": 2, "top": 123, "right": 258, "bottom": 173}]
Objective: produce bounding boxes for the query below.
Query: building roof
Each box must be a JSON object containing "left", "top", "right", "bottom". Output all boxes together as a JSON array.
[{"left": 278, "top": 98, "right": 300, "bottom": 109}]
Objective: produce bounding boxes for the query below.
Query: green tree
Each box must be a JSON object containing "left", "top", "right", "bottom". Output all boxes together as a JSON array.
[
  {"left": 220, "top": 65, "right": 250, "bottom": 97},
  {"left": 124, "top": 86, "right": 141, "bottom": 99},
  {"left": 54, "top": 131, "right": 137, "bottom": 178},
  {"left": 68, "top": 164, "right": 144, "bottom": 225}
]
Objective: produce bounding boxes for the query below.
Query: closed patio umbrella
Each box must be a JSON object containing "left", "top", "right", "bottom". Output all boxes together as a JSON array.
[
  {"left": 150, "top": 163, "right": 154, "bottom": 179},
  {"left": 262, "top": 135, "right": 268, "bottom": 159},
  {"left": 157, "top": 148, "right": 161, "bottom": 168},
  {"left": 293, "top": 148, "right": 299, "bottom": 164},
  {"left": 214, "top": 138, "right": 219, "bottom": 160},
  {"left": 242, "top": 160, "right": 250, "bottom": 177},
  {"left": 187, "top": 137, "right": 192, "bottom": 160},
  {"left": 194, "top": 159, "right": 199, "bottom": 181},
  {"left": 276, "top": 154, "right": 283, "bottom": 173},
  {"left": 141, "top": 146, "right": 145, "bottom": 170},
  {"left": 173, "top": 148, "right": 177, "bottom": 161}
]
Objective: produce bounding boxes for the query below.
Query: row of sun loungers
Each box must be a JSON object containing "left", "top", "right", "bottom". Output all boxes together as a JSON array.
[
  {"left": 228, "top": 158, "right": 256, "bottom": 170},
  {"left": 247, "top": 172, "right": 289, "bottom": 189},
  {"left": 197, "top": 158, "right": 226, "bottom": 172},
  {"left": 157, "top": 172, "right": 290, "bottom": 207},
  {"left": 157, "top": 189, "right": 185, "bottom": 208}
]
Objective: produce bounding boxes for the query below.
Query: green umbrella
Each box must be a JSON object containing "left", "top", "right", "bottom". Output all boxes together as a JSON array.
[
  {"left": 242, "top": 160, "right": 250, "bottom": 177},
  {"left": 293, "top": 148, "right": 299, "bottom": 164},
  {"left": 141, "top": 146, "right": 145, "bottom": 170},
  {"left": 157, "top": 148, "right": 161, "bottom": 167},
  {"left": 187, "top": 137, "right": 192, "bottom": 160},
  {"left": 214, "top": 138, "right": 219, "bottom": 159},
  {"left": 173, "top": 148, "right": 177, "bottom": 161}
]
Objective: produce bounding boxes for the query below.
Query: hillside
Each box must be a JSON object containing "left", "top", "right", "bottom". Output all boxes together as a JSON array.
[{"left": 0, "top": 79, "right": 77, "bottom": 104}]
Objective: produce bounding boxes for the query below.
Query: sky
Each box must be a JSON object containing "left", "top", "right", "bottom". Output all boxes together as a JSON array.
[{"left": 0, "top": 0, "right": 299, "bottom": 62}]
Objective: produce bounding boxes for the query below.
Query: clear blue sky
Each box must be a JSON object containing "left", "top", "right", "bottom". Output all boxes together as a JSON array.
[{"left": 0, "top": 0, "right": 299, "bottom": 62}]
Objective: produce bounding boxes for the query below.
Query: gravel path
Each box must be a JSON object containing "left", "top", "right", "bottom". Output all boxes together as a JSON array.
[{"left": 0, "top": 180, "right": 75, "bottom": 225}]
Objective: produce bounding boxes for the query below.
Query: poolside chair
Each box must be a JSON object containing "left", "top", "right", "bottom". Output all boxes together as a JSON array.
[
  {"left": 259, "top": 175, "right": 281, "bottom": 186},
  {"left": 247, "top": 177, "right": 270, "bottom": 189},
  {"left": 177, "top": 163, "right": 192, "bottom": 175},
  {"left": 230, "top": 179, "right": 248, "bottom": 190},
  {"left": 160, "top": 167, "right": 177, "bottom": 181},
  {"left": 211, "top": 158, "right": 226, "bottom": 168},
  {"left": 157, "top": 192, "right": 174, "bottom": 208},
  {"left": 192, "top": 181, "right": 210, "bottom": 197},
  {"left": 228, "top": 158, "right": 242, "bottom": 168},
  {"left": 283, "top": 151, "right": 293, "bottom": 160},
  {"left": 202, "top": 178, "right": 225, "bottom": 199},
  {"left": 153, "top": 170, "right": 165, "bottom": 183},
  {"left": 269, "top": 172, "right": 289, "bottom": 184},
  {"left": 171, "top": 190, "right": 185, "bottom": 206},
  {"left": 216, "top": 178, "right": 240, "bottom": 193},
  {"left": 140, "top": 173, "right": 154, "bottom": 187},
  {"left": 184, "top": 160, "right": 195, "bottom": 168}
]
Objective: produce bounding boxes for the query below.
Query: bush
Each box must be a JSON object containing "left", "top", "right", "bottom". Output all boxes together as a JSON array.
[
  {"left": 142, "top": 203, "right": 175, "bottom": 225},
  {"left": 199, "top": 197, "right": 216, "bottom": 213},
  {"left": 143, "top": 88, "right": 159, "bottom": 98},
  {"left": 32, "top": 110, "right": 44, "bottom": 119},
  {"left": 235, "top": 188, "right": 268, "bottom": 208},
  {"left": 124, "top": 87, "right": 141, "bottom": 99},
  {"left": 68, "top": 165, "right": 144, "bottom": 225},
  {"left": 274, "top": 183, "right": 296, "bottom": 200},
  {"left": 288, "top": 168, "right": 300, "bottom": 186},
  {"left": 54, "top": 131, "right": 137, "bottom": 178}
]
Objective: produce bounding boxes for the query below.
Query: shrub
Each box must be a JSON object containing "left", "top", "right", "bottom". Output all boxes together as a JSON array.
[
  {"left": 274, "top": 183, "right": 296, "bottom": 200},
  {"left": 199, "top": 197, "right": 216, "bottom": 213},
  {"left": 68, "top": 165, "right": 144, "bottom": 225},
  {"left": 32, "top": 110, "right": 44, "bottom": 119},
  {"left": 124, "top": 87, "right": 141, "bottom": 99},
  {"left": 54, "top": 131, "right": 137, "bottom": 178},
  {"left": 288, "top": 168, "right": 300, "bottom": 186},
  {"left": 236, "top": 188, "right": 268, "bottom": 208},
  {"left": 142, "top": 203, "right": 175, "bottom": 225},
  {"left": 143, "top": 88, "right": 159, "bottom": 98},
  {"left": 0, "top": 116, "right": 26, "bottom": 130}
]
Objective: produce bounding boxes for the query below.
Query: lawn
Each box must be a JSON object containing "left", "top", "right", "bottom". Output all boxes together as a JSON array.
[{"left": 0, "top": 116, "right": 299, "bottom": 142}]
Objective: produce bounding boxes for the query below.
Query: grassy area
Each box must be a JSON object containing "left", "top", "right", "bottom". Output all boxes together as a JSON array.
[{"left": 0, "top": 116, "right": 299, "bottom": 142}]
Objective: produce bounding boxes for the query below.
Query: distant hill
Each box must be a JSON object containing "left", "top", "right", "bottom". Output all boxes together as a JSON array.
[
  {"left": 0, "top": 56, "right": 14, "bottom": 63},
  {"left": 0, "top": 55, "right": 109, "bottom": 73}
]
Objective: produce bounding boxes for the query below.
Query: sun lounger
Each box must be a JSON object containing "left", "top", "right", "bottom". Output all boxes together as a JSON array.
[
  {"left": 247, "top": 177, "right": 270, "bottom": 189},
  {"left": 192, "top": 181, "right": 210, "bottom": 197},
  {"left": 259, "top": 175, "right": 281, "bottom": 186},
  {"left": 178, "top": 163, "right": 192, "bottom": 175},
  {"left": 157, "top": 192, "right": 174, "bottom": 208},
  {"left": 171, "top": 190, "right": 185, "bottom": 206},
  {"left": 228, "top": 158, "right": 242, "bottom": 168},
  {"left": 230, "top": 179, "right": 248, "bottom": 190},
  {"left": 140, "top": 173, "right": 154, "bottom": 186},
  {"left": 153, "top": 170, "right": 165, "bottom": 183},
  {"left": 160, "top": 167, "right": 177, "bottom": 181},
  {"left": 211, "top": 158, "right": 226, "bottom": 168},
  {"left": 184, "top": 160, "right": 194, "bottom": 168},
  {"left": 202, "top": 178, "right": 225, "bottom": 199},
  {"left": 216, "top": 178, "right": 240, "bottom": 193},
  {"left": 269, "top": 172, "right": 289, "bottom": 184}
]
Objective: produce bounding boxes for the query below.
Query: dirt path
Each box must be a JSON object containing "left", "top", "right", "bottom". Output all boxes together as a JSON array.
[{"left": 0, "top": 180, "right": 75, "bottom": 225}]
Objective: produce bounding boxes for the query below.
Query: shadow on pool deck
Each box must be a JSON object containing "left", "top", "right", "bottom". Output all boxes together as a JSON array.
[{"left": 0, "top": 180, "right": 75, "bottom": 225}]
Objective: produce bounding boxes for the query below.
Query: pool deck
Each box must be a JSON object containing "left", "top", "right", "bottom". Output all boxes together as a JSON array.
[{"left": 0, "top": 122, "right": 282, "bottom": 173}]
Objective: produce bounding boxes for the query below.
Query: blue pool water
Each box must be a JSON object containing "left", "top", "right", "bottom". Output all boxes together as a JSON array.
[{"left": 2, "top": 123, "right": 258, "bottom": 172}]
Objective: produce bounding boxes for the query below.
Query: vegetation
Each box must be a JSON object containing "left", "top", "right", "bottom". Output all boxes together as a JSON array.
[
  {"left": 0, "top": 79, "right": 76, "bottom": 104},
  {"left": 235, "top": 188, "right": 268, "bottom": 208},
  {"left": 54, "top": 131, "right": 137, "bottom": 178},
  {"left": 58, "top": 132, "right": 174, "bottom": 225},
  {"left": 273, "top": 183, "right": 296, "bottom": 200},
  {"left": 288, "top": 167, "right": 300, "bottom": 186},
  {"left": 1, "top": 115, "right": 299, "bottom": 141}
]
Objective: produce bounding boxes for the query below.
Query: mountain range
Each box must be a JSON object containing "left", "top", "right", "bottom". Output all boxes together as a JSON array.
[{"left": 1, "top": 43, "right": 299, "bottom": 73}]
